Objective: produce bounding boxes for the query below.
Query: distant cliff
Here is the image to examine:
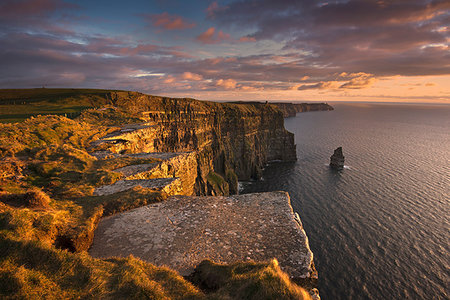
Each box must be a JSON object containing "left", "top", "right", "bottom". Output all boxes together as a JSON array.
[
  {"left": 273, "top": 102, "right": 333, "bottom": 118},
  {"left": 86, "top": 92, "right": 297, "bottom": 196}
]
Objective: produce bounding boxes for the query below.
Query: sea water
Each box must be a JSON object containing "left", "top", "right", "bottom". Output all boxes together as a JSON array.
[{"left": 241, "top": 103, "right": 449, "bottom": 299}]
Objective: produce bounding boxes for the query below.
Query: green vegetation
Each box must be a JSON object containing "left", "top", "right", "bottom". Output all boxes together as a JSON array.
[
  {"left": 191, "top": 259, "right": 311, "bottom": 300},
  {"left": 206, "top": 171, "right": 229, "bottom": 196},
  {"left": 0, "top": 115, "right": 164, "bottom": 253},
  {"left": 0, "top": 88, "right": 312, "bottom": 299},
  {"left": 0, "top": 237, "right": 203, "bottom": 299},
  {"left": 225, "top": 169, "right": 238, "bottom": 195},
  {"left": 0, "top": 88, "right": 123, "bottom": 123}
]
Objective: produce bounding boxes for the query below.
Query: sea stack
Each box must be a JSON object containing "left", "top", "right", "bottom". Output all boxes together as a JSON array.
[{"left": 330, "top": 147, "right": 345, "bottom": 170}]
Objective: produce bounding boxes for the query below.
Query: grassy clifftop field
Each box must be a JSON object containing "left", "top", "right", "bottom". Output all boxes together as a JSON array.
[
  {"left": 0, "top": 88, "right": 124, "bottom": 123},
  {"left": 0, "top": 89, "right": 312, "bottom": 299}
]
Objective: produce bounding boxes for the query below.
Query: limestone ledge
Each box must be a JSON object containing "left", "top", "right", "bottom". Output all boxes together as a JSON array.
[
  {"left": 93, "top": 178, "right": 182, "bottom": 196},
  {"left": 89, "top": 191, "right": 318, "bottom": 294}
]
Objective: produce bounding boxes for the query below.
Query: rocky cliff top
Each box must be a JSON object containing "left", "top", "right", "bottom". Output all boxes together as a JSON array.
[{"left": 89, "top": 191, "right": 317, "bottom": 292}]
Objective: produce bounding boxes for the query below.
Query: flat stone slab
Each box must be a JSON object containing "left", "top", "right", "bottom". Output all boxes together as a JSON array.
[
  {"left": 93, "top": 178, "right": 179, "bottom": 196},
  {"left": 90, "top": 151, "right": 187, "bottom": 161},
  {"left": 89, "top": 191, "right": 316, "bottom": 281},
  {"left": 102, "top": 124, "right": 155, "bottom": 139},
  {"left": 125, "top": 152, "right": 187, "bottom": 160},
  {"left": 113, "top": 163, "right": 159, "bottom": 177}
]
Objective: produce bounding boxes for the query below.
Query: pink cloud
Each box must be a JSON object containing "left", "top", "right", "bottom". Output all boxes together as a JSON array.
[
  {"left": 182, "top": 72, "right": 203, "bottom": 81},
  {"left": 144, "top": 12, "right": 195, "bottom": 30},
  {"left": 196, "top": 27, "right": 230, "bottom": 44}
]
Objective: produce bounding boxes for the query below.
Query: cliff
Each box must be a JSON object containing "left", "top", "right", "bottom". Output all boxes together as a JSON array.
[
  {"left": 86, "top": 91, "right": 297, "bottom": 195},
  {"left": 273, "top": 102, "right": 334, "bottom": 118},
  {"left": 0, "top": 89, "right": 318, "bottom": 299}
]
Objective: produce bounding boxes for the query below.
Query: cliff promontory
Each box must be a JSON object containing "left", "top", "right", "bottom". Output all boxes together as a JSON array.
[
  {"left": 273, "top": 102, "right": 334, "bottom": 117},
  {"left": 0, "top": 89, "right": 319, "bottom": 299}
]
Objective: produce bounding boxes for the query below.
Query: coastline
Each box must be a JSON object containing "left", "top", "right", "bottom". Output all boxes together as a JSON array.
[{"left": 0, "top": 89, "right": 332, "bottom": 299}]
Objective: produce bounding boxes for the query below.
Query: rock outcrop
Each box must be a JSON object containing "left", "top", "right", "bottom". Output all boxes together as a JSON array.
[
  {"left": 87, "top": 92, "right": 297, "bottom": 195},
  {"left": 273, "top": 102, "right": 334, "bottom": 118},
  {"left": 330, "top": 147, "right": 345, "bottom": 170},
  {"left": 89, "top": 191, "right": 318, "bottom": 296}
]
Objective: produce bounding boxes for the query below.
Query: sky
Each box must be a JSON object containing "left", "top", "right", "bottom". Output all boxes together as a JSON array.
[{"left": 0, "top": 0, "right": 449, "bottom": 103}]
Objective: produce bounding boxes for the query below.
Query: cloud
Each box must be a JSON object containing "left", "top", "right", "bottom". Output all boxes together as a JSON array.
[
  {"left": 340, "top": 76, "right": 377, "bottom": 89},
  {"left": 0, "top": 0, "right": 76, "bottom": 20},
  {"left": 182, "top": 72, "right": 203, "bottom": 81},
  {"left": 196, "top": 27, "right": 230, "bottom": 44},
  {"left": 0, "top": 0, "right": 78, "bottom": 35},
  {"left": 212, "top": 0, "right": 450, "bottom": 78},
  {"left": 216, "top": 79, "right": 237, "bottom": 89},
  {"left": 206, "top": 2, "right": 219, "bottom": 18},
  {"left": 296, "top": 81, "right": 340, "bottom": 91},
  {"left": 143, "top": 12, "right": 195, "bottom": 30},
  {"left": 238, "top": 36, "right": 256, "bottom": 42},
  {"left": 0, "top": 0, "right": 448, "bottom": 100}
]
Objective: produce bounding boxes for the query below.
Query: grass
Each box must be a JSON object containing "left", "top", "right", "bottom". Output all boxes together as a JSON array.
[
  {"left": 0, "top": 89, "right": 313, "bottom": 299},
  {"left": 191, "top": 259, "right": 312, "bottom": 300},
  {"left": 0, "top": 236, "right": 203, "bottom": 299},
  {"left": 0, "top": 115, "right": 163, "bottom": 251},
  {"left": 206, "top": 171, "right": 229, "bottom": 196},
  {"left": 0, "top": 88, "right": 124, "bottom": 123}
]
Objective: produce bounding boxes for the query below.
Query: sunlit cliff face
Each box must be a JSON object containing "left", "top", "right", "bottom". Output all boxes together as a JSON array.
[{"left": 0, "top": 0, "right": 449, "bottom": 103}]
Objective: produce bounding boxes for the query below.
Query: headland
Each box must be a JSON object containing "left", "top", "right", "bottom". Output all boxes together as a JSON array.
[{"left": 0, "top": 89, "right": 331, "bottom": 299}]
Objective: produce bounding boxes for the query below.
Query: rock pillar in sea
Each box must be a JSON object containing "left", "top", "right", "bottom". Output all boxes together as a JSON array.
[{"left": 330, "top": 147, "right": 345, "bottom": 170}]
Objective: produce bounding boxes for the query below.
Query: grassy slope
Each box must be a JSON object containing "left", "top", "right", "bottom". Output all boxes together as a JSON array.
[{"left": 0, "top": 89, "right": 312, "bottom": 299}]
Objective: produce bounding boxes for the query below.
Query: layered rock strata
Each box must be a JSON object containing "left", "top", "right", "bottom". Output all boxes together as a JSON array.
[
  {"left": 89, "top": 191, "right": 318, "bottom": 294},
  {"left": 88, "top": 92, "right": 297, "bottom": 195}
]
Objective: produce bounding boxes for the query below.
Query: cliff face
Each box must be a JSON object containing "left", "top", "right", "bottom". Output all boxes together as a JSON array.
[
  {"left": 88, "top": 92, "right": 297, "bottom": 195},
  {"left": 273, "top": 102, "right": 334, "bottom": 118}
]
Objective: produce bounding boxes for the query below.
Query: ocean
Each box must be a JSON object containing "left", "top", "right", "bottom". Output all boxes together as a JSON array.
[{"left": 240, "top": 103, "right": 449, "bottom": 299}]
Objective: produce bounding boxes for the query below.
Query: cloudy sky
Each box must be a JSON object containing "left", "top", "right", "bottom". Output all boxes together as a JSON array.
[{"left": 1, "top": 0, "right": 449, "bottom": 102}]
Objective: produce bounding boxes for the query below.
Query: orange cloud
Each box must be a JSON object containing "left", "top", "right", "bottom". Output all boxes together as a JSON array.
[
  {"left": 182, "top": 72, "right": 203, "bottom": 81},
  {"left": 150, "top": 12, "right": 195, "bottom": 30},
  {"left": 196, "top": 27, "right": 230, "bottom": 44},
  {"left": 339, "top": 72, "right": 377, "bottom": 89},
  {"left": 239, "top": 36, "right": 256, "bottom": 42},
  {"left": 216, "top": 78, "right": 237, "bottom": 89}
]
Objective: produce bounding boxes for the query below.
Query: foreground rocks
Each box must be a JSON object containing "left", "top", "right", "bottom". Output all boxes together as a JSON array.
[{"left": 89, "top": 191, "right": 318, "bottom": 293}]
